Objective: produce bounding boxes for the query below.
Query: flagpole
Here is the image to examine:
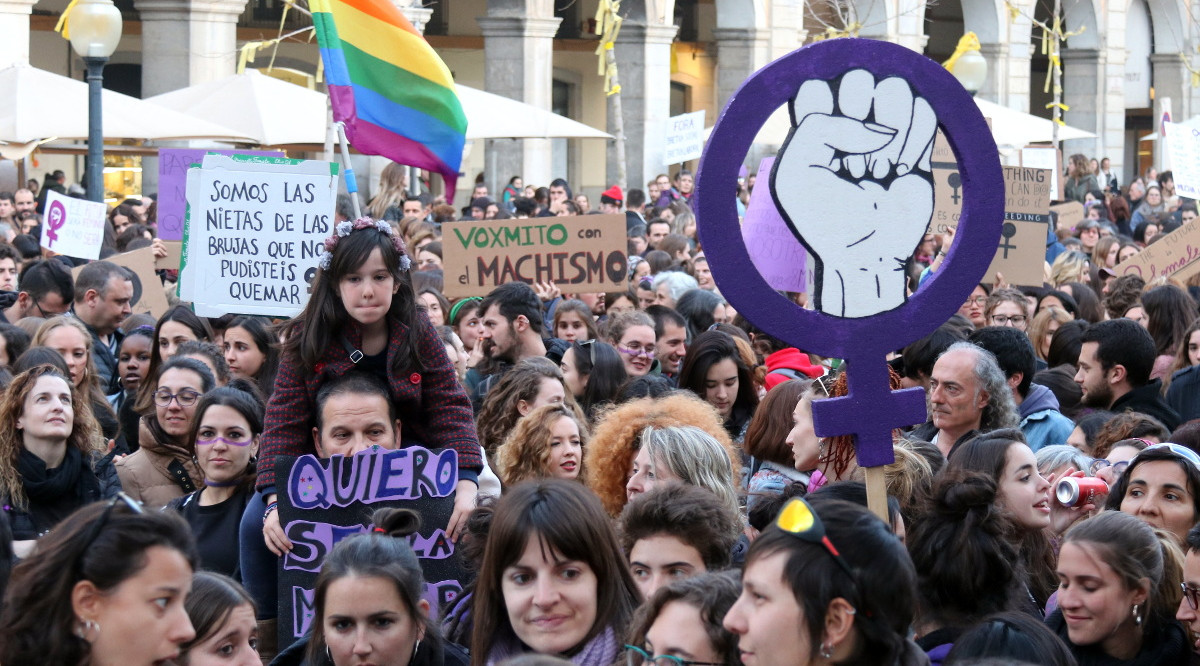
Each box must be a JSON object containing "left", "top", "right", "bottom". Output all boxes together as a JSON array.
[{"left": 335, "top": 122, "right": 363, "bottom": 219}]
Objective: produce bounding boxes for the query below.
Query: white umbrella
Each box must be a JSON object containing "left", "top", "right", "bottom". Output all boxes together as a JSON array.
[
  {"left": 705, "top": 97, "right": 1096, "bottom": 148},
  {"left": 146, "top": 69, "right": 327, "bottom": 146},
  {"left": 454, "top": 85, "right": 612, "bottom": 140},
  {"left": 1139, "top": 115, "right": 1200, "bottom": 142},
  {"left": 0, "top": 64, "right": 254, "bottom": 143}
]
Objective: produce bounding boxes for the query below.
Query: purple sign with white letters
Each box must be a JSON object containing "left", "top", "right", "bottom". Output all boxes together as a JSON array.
[
  {"left": 696, "top": 38, "right": 1005, "bottom": 467},
  {"left": 156, "top": 148, "right": 284, "bottom": 240}
]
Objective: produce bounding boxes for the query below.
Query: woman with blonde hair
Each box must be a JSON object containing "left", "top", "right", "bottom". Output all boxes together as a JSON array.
[
  {"left": 1050, "top": 251, "right": 1090, "bottom": 287},
  {"left": 366, "top": 162, "right": 409, "bottom": 219},
  {"left": 626, "top": 425, "right": 740, "bottom": 518},
  {"left": 475, "top": 357, "right": 579, "bottom": 458},
  {"left": 585, "top": 392, "right": 739, "bottom": 516},
  {"left": 1028, "top": 305, "right": 1073, "bottom": 361},
  {"left": 32, "top": 315, "right": 119, "bottom": 442},
  {"left": 494, "top": 403, "right": 589, "bottom": 486}
]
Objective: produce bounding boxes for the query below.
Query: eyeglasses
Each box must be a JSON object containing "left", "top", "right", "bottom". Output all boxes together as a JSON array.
[
  {"left": 624, "top": 646, "right": 723, "bottom": 666},
  {"left": 618, "top": 345, "right": 655, "bottom": 359},
  {"left": 964, "top": 295, "right": 987, "bottom": 306},
  {"left": 775, "top": 497, "right": 855, "bottom": 579},
  {"left": 1142, "top": 443, "right": 1200, "bottom": 472},
  {"left": 154, "top": 388, "right": 201, "bottom": 407},
  {"left": 75, "top": 493, "right": 144, "bottom": 574},
  {"left": 1088, "top": 458, "right": 1131, "bottom": 477},
  {"left": 1183, "top": 583, "right": 1200, "bottom": 611},
  {"left": 990, "top": 315, "right": 1027, "bottom": 326}
]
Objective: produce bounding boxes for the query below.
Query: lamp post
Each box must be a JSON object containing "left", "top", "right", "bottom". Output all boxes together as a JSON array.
[{"left": 67, "top": 0, "right": 122, "bottom": 204}]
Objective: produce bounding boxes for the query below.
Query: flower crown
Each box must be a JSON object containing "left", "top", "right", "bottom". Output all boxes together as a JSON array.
[{"left": 318, "top": 216, "right": 411, "bottom": 272}]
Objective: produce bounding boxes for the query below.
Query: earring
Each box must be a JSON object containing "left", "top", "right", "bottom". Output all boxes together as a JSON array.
[
  {"left": 74, "top": 619, "right": 99, "bottom": 641},
  {"left": 413, "top": 639, "right": 421, "bottom": 659},
  {"left": 819, "top": 642, "right": 834, "bottom": 659},
  {"left": 1132, "top": 604, "right": 1143, "bottom": 626}
]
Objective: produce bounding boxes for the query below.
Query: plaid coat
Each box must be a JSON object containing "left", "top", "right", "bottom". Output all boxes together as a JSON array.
[{"left": 257, "top": 312, "right": 482, "bottom": 491}]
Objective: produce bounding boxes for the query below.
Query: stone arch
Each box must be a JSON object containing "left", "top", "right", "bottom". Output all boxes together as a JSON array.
[
  {"left": 714, "top": 0, "right": 765, "bottom": 31},
  {"left": 1142, "top": 0, "right": 1186, "bottom": 52}
]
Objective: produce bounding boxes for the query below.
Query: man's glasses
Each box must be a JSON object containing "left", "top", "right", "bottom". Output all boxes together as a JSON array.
[
  {"left": 1183, "top": 583, "right": 1200, "bottom": 611},
  {"left": 624, "top": 646, "right": 722, "bottom": 666},
  {"left": 618, "top": 345, "right": 655, "bottom": 359},
  {"left": 154, "top": 388, "right": 201, "bottom": 408},
  {"left": 990, "top": 315, "right": 1027, "bottom": 326},
  {"left": 775, "top": 497, "right": 855, "bottom": 579}
]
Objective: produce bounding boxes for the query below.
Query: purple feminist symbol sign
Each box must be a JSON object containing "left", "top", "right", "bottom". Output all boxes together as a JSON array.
[
  {"left": 695, "top": 39, "right": 1004, "bottom": 467},
  {"left": 45, "top": 199, "right": 67, "bottom": 248}
]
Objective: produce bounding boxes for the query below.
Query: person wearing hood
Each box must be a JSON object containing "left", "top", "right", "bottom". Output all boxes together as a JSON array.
[{"left": 969, "top": 327, "right": 1074, "bottom": 451}]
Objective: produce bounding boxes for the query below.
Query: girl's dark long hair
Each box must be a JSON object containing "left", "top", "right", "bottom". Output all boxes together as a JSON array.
[
  {"left": 572, "top": 340, "right": 627, "bottom": 420},
  {"left": 282, "top": 225, "right": 426, "bottom": 379},
  {"left": 225, "top": 315, "right": 281, "bottom": 395}
]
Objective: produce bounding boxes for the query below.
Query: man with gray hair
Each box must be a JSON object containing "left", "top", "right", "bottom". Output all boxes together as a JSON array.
[
  {"left": 652, "top": 271, "right": 699, "bottom": 309},
  {"left": 71, "top": 260, "right": 133, "bottom": 395},
  {"left": 911, "top": 341, "right": 1019, "bottom": 458}
]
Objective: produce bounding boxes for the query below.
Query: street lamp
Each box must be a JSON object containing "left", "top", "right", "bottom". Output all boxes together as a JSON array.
[
  {"left": 944, "top": 32, "right": 989, "bottom": 96},
  {"left": 67, "top": 0, "right": 123, "bottom": 204}
]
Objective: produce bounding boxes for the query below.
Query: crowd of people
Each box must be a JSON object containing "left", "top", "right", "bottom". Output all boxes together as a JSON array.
[{"left": 0, "top": 155, "right": 1195, "bottom": 666}]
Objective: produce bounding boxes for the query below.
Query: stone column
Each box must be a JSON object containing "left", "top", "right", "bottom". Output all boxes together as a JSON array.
[
  {"left": 1061, "top": 48, "right": 1104, "bottom": 160},
  {"left": 478, "top": 14, "right": 561, "bottom": 193},
  {"left": 978, "top": 42, "right": 1033, "bottom": 114},
  {"left": 0, "top": 0, "right": 38, "bottom": 67},
  {"left": 607, "top": 21, "right": 677, "bottom": 191},
  {"left": 394, "top": 0, "right": 432, "bottom": 32},
  {"left": 713, "top": 27, "right": 769, "bottom": 112}
]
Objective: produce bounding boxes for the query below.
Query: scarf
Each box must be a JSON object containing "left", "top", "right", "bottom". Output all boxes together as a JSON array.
[
  {"left": 17, "top": 446, "right": 83, "bottom": 505},
  {"left": 1047, "top": 609, "right": 1193, "bottom": 666},
  {"left": 486, "top": 626, "right": 619, "bottom": 666}
]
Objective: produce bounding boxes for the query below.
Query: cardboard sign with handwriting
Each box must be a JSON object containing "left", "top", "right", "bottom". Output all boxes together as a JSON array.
[
  {"left": 1112, "top": 217, "right": 1200, "bottom": 283},
  {"left": 1050, "top": 201, "right": 1086, "bottom": 231},
  {"left": 983, "top": 167, "right": 1051, "bottom": 287},
  {"left": 442, "top": 214, "right": 628, "bottom": 298}
]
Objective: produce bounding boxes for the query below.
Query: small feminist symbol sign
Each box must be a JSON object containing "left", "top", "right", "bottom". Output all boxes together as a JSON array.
[
  {"left": 696, "top": 38, "right": 1005, "bottom": 513},
  {"left": 39, "top": 190, "right": 107, "bottom": 260},
  {"left": 45, "top": 199, "right": 66, "bottom": 247}
]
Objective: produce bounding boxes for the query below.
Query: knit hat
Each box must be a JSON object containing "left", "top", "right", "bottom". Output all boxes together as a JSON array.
[{"left": 600, "top": 185, "right": 623, "bottom": 205}]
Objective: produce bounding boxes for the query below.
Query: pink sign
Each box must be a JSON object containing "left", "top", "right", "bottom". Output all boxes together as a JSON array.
[{"left": 741, "top": 157, "right": 812, "bottom": 293}]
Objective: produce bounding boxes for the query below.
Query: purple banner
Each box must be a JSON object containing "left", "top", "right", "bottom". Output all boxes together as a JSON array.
[
  {"left": 156, "top": 148, "right": 284, "bottom": 240},
  {"left": 741, "top": 157, "right": 812, "bottom": 293}
]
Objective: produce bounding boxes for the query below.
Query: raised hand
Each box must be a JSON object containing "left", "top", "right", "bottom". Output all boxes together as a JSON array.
[{"left": 772, "top": 69, "right": 936, "bottom": 318}]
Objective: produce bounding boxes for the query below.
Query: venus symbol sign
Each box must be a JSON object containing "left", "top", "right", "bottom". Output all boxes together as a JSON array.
[
  {"left": 45, "top": 199, "right": 67, "bottom": 248},
  {"left": 695, "top": 38, "right": 1004, "bottom": 477}
]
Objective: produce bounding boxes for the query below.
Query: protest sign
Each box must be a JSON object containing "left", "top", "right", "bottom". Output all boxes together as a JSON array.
[
  {"left": 40, "top": 190, "right": 105, "bottom": 260},
  {"left": 742, "top": 156, "right": 813, "bottom": 293},
  {"left": 1111, "top": 217, "right": 1200, "bottom": 283},
  {"left": 664, "top": 111, "right": 706, "bottom": 165},
  {"left": 157, "top": 148, "right": 285, "bottom": 241},
  {"left": 156, "top": 241, "right": 182, "bottom": 271},
  {"left": 1050, "top": 201, "right": 1085, "bottom": 231},
  {"left": 179, "top": 154, "right": 338, "bottom": 317},
  {"left": 1164, "top": 122, "right": 1200, "bottom": 199},
  {"left": 442, "top": 214, "right": 628, "bottom": 299},
  {"left": 73, "top": 246, "right": 169, "bottom": 318},
  {"left": 276, "top": 448, "right": 464, "bottom": 646},
  {"left": 984, "top": 166, "right": 1052, "bottom": 287},
  {"left": 930, "top": 130, "right": 962, "bottom": 235}
]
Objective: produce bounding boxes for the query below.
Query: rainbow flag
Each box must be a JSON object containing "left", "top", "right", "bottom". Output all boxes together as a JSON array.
[{"left": 311, "top": 0, "right": 466, "bottom": 197}]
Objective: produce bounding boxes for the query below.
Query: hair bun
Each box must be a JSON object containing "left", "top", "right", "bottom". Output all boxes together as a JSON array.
[
  {"left": 370, "top": 507, "right": 421, "bottom": 538},
  {"left": 936, "top": 470, "right": 1000, "bottom": 518}
]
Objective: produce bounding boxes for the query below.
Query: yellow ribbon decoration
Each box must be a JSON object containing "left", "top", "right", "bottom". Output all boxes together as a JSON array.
[
  {"left": 811, "top": 22, "right": 862, "bottom": 42},
  {"left": 54, "top": 0, "right": 80, "bottom": 39},
  {"left": 594, "top": 0, "right": 622, "bottom": 95},
  {"left": 942, "top": 32, "right": 982, "bottom": 73}
]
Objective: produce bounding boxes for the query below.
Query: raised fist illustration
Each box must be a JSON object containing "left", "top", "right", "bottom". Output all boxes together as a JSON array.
[{"left": 771, "top": 69, "right": 936, "bottom": 318}]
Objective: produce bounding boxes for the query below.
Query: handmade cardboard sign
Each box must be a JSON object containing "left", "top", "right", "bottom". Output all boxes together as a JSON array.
[
  {"left": 984, "top": 167, "right": 1051, "bottom": 287},
  {"left": 179, "top": 154, "right": 338, "bottom": 317},
  {"left": 276, "top": 448, "right": 465, "bottom": 646},
  {"left": 155, "top": 241, "right": 183, "bottom": 271},
  {"left": 1164, "top": 122, "right": 1200, "bottom": 199},
  {"left": 1111, "top": 217, "right": 1200, "bottom": 283},
  {"left": 741, "top": 156, "right": 813, "bottom": 293},
  {"left": 72, "top": 246, "right": 169, "bottom": 318},
  {"left": 157, "top": 148, "right": 285, "bottom": 241},
  {"left": 665, "top": 110, "right": 706, "bottom": 165},
  {"left": 1051, "top": 201, "right": 1086, "bottom": 231},
  {"left": 930, "top": 131, "right": 961, "bottom": 235},
  {"left": 40, "top": 190, "right": 105, "bottom": 260},
  {"left": 696, "top": 39, "right": 1004, "bottom": 490},
  {"left": 441, "top": 214, "right": 628, "bottom": 299},
  {"left": 1020, "top": 146, "right": 1062, "bottom": 199}
]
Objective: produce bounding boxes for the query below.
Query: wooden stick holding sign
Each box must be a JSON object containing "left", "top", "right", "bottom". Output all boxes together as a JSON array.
[{"left": 695, "top": 39, "right": 1005, "bottom": 523}]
